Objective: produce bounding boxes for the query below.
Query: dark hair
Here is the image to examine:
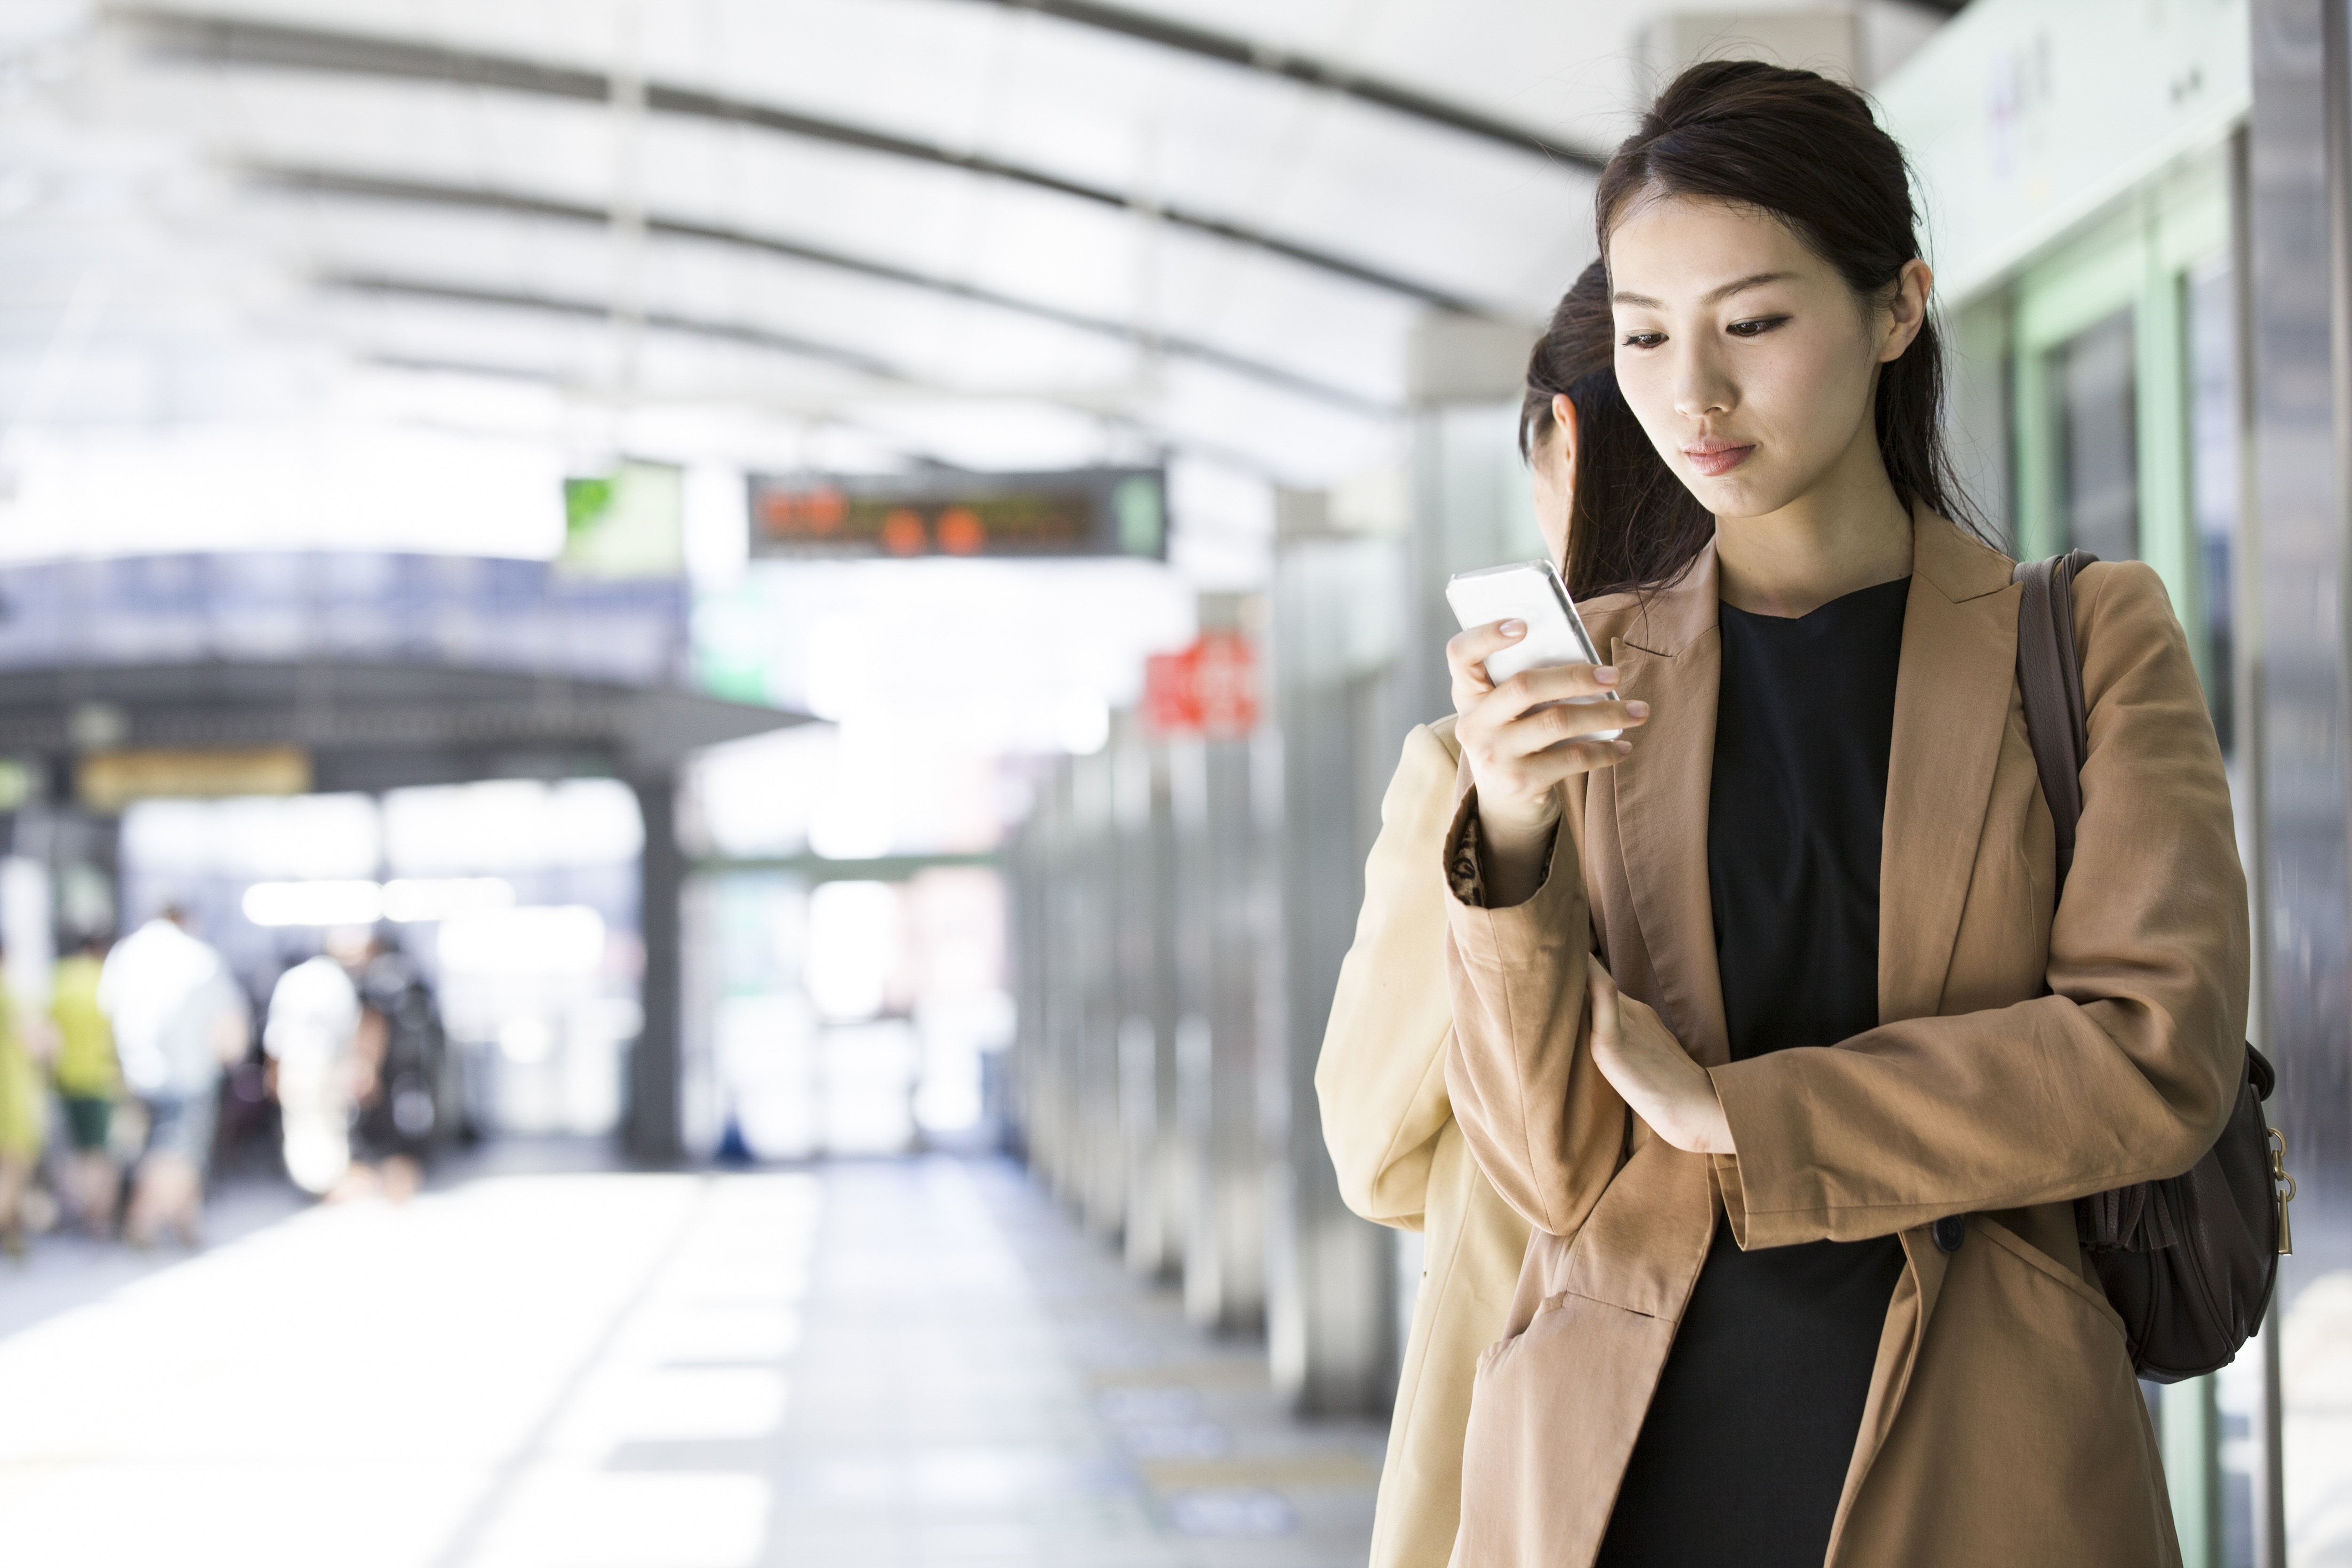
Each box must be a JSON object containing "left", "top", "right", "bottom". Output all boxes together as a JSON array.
[
  {"left": 1559, "top": 366, "right": 1717, "bottom": 600},
  {"left": 1518, "top": 261, "right": 1719, "bottom": 599},
  {"left": 1518, "top": 261, "right": 1614, "bottom": 461},
  {"left": 1594, "top": 60, "right": 1983, "bottom": 564}
]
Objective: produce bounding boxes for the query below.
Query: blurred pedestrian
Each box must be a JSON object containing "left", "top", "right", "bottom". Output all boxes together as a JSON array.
[
  {"left": 49, "top": 933, "right": 123, "bottom": 1237},
  {"left": 349, "top": 934, "right": 445, "bottom": 1203},
  {"left": 264, "top": 936, "right": 363, "bottom": 1198},
  {"left": 101, "top": 906, "right": 247, "bottom": 1248},
  {"left": 0, "top": 939, "right": 46, "bottom": 1258}
]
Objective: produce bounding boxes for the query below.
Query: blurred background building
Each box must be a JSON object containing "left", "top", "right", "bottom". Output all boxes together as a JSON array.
[{"left": 0, "top": 1, "right": 2346, "bottom": 1566}]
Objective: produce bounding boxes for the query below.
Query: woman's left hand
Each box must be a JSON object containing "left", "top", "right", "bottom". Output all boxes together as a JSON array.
[{"left": 1588, "top": 966, "right": 1735, "bottom": 1155}]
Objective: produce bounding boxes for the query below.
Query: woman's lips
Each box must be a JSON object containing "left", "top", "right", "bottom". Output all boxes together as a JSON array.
[{"left": 1682, "top": 441, "right": 1756, "bottom": 478}]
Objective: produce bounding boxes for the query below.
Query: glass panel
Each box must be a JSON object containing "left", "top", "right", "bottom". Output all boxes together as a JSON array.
[
  {"left": 2053, "top": 307, "right": 2141, "bottom": 563},
  {"left": 2187, "top": 261, "right": 2238, "bottom": 755}
]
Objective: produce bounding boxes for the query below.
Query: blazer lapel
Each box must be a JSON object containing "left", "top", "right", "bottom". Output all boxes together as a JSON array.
[
  {"left": 1879, "top": 515, "right": 2022, "bottom": 1022},
  {"left": 1609, "top": 544, "right": 1731, "bottom": 1067}
]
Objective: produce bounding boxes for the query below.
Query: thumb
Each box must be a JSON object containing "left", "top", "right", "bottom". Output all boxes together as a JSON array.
[{"left": 1586, "top": 964, "right": 1620, "bottom": 1042}]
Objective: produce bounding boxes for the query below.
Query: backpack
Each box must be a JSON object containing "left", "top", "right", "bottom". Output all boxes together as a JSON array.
[{"left": 2006, "top": 550, "right": 2293, "bottom": 1382}]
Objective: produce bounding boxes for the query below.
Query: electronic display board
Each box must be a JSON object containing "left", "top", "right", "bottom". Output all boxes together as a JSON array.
[{"left": 747, "top": 467, "right": 1165, "bottom": 560}]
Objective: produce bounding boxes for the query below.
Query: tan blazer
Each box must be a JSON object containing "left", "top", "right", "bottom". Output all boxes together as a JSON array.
[
  {"left": 1443, "top": 514, "right": 2248, "bottom": 1567},
  {"left": 1318, "top": 719, "right": 1530, "bottom": 1568}
]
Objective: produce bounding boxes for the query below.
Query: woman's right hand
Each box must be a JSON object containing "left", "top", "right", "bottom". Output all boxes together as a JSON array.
[{"left": 1447, "top": 620, "right": 1647, "bottom": 905}]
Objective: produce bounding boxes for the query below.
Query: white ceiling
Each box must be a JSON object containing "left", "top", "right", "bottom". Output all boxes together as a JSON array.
[{"left": 0, "top": 0, "right": 1949, "bottom": 561}]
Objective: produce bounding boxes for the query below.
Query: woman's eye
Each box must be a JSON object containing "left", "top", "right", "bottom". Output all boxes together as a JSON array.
[
  {"left": 1621, "top": 332, "right": 1665, "bottom": 350},
  {"left": 1726, "top": 316, "right": 1788, "bottom": 338}
]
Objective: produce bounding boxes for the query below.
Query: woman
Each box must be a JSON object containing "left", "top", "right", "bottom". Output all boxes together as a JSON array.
[
  {"left": 1315, "top": 259, "right": 1710, "bottom": 1568},
  {"left": 1442, "top": 62, "right": 2243, "bottom": 1567}
]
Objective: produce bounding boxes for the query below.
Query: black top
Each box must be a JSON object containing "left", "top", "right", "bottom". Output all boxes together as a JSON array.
[{"left": 1594, "top": 578, "right": 1912, "bottom": 1568}]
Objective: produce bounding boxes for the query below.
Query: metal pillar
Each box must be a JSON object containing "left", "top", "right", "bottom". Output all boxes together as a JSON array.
[
  {"left": 1264, "top": 528, "right": 1406, "bottom": 1416},
  {"left": 2248, "top": 0, "right": 2352, "bottom": 1558},
  {"left": 628, "top": 771, "right": 683, "bottom": 1163},
  {"left": 1402, "top": 314, "right": 1551, "bottom": 730},
  {"left": 1173, "top": 731, "right": 1271, "bottom": 1333},
  {"left": 1112, "top": 721, "right": 1184, "bottom": 1277}
]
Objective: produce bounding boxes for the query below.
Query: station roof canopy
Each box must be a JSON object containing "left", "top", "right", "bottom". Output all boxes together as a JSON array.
[
  {"left": 0, "top": 550, "right": 807, "bottom": 791},
  {"left": 0, "top": 658, "right": 803, "bottom": 794},
  {"left": 0, "top": 0, "right": 1954, "bottom": 504}
]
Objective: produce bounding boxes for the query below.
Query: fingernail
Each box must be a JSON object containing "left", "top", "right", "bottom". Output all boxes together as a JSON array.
[
  {"left": 1500, "top": 619, "right": 1526, "bottom": 638},
  {"left": 1615, "top": 740, "right": 1633, "bottom": 754},
  {"left": 1593, "top": 666, "right": 1618, "bottom": 684},
  {"left": 1624, "top": 700, "right": 1650, "bottom": 719}
]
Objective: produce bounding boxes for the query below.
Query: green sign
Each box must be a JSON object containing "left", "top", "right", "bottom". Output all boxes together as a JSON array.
[{"left": 563, "top": 461, "right": 684, "bottom": 578}]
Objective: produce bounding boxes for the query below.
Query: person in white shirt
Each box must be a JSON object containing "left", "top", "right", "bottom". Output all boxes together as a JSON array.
[
  {"left": 264, "top": 941, "right": 364, "bottom": 1197},
  {"left": 99, "top": 907, "right": 248, "bottom": 1246}
]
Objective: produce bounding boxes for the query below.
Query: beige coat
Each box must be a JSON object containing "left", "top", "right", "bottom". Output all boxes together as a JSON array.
[
  {"left": 1319, "top": 717, "right": 1529, "bottom": 1568},
  {"left": 1444, "top": 515, "right": 2248, "bottom": 1567}
]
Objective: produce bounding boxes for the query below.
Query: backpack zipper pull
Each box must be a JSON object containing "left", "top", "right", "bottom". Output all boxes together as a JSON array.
[{"left": 2270, "top": 1127, "right": 2296, "bottom": 1255}]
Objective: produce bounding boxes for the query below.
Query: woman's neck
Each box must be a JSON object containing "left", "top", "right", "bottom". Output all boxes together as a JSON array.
[{"left": 1715, "top": 435, "right": 1914, "bottom": 619}]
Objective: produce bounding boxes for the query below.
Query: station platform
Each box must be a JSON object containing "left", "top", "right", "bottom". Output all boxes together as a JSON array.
[{"left": 0, "top": 1155, "right": 1383, "bottom": 1568}]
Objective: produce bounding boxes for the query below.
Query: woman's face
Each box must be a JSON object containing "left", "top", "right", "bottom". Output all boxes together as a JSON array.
[
  {"left": 1607, "top": 194, "right": 1922, "bottom": 521},
  {"left": 1529, "top": 391, "right": 1575, "bottom": 567}
]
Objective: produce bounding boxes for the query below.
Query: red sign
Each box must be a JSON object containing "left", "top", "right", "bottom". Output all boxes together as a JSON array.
[{"left": 1143, "top": 631, "right": 1260, "bottom": 739}]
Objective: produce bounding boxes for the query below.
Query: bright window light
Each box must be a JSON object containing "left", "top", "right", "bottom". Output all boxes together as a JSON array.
[
  {"left": 805, "top": 882, "right": 897, "bottom": 1023},
  {"left": 381, "top": 877, "right": 516, "bottom": 922},
  {"left": 242, "top": 879, "right": 383, "bottom": 926},
  {"left": 384, "top": 780, "right": 643, "bottom": 875},
  {"left": 241, "top": 877, "right": 518, "bottom": 926},
  {"left": 440, "top": 906, "right": 608, "bottom": 977}
]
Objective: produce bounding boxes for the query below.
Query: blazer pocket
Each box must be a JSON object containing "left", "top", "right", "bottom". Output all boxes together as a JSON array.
[
  {"left": 1972, "top": 1213, "right": 2130, "bottom": 1344},
  {"left": 1475, "top": 1291, "right": 1569, "bottom": 1379}
]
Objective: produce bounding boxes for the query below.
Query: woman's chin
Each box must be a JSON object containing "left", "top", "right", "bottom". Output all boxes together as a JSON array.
[{"left": 1683, "top": 474, "right": 1786, "bottom": 522}]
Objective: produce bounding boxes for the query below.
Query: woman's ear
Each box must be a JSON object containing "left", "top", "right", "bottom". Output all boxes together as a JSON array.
[
  {"left": 1553, "top": 391, "right": 1579, "bottom": 487},
  {"left": 1879, "top": 257, "right": 1933, "bottom": 363}
]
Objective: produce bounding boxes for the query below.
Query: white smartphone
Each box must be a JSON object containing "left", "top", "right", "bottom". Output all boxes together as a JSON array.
[{"left": 1444, "top": 559, "right": 1621, "bottom": 741}]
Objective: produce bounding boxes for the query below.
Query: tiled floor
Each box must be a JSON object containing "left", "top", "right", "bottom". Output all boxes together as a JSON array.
[{"left": 0, "top": 1154, "right": 1381, "bottom": 1568}]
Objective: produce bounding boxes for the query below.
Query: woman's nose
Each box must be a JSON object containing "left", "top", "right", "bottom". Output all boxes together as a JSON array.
[{"left": 1670, "top": 347, "right": 1733, "bottom": 420}]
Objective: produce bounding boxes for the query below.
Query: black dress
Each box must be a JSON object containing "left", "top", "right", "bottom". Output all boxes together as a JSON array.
[{"left": 1593, "top": 578, "right": 1913, "bottom": 1568}]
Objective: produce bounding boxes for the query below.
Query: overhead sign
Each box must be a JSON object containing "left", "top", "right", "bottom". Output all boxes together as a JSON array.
[
  {"left": 563, "top": 460, "right": 684, "bottom": 578},
  {"left": 747, "top": 467, "right": 1166, "bottom": 560},
  {"left": 1142, "top": 631, "right": 1259, "bottom": 739},
  {"left": 79, "top": 746, "right": 311, "bottom": 813}
]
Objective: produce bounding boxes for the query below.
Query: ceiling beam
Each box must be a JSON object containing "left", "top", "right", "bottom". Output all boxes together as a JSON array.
[
  {"left": 323, "top": 271, "right": 917, "bottom": 382},
  {"left": 969, "top": 0, "right": 1606, "bottom": 172},
  {"left": 253, "top": 164, "right": 1400, "bottom": 416},
  {"left": 120, "top": 7, "right": 1512, "bottom": 317},
  {"left": 355, "top": 352, "right": 982, "bottom": 473},
  {"left": 334, "top": 281, "right": 1317, "bottom": 481}
]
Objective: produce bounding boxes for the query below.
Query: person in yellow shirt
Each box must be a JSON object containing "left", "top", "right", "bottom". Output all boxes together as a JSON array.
[
  {"left": 0, "top": 941, "right": 45, "bottom": 1257},
  {"left": 50, "top": 937, "right": 121, "bottom": 1237}
]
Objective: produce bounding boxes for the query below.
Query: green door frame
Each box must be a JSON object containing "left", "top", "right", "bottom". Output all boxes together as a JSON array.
[
  {"left": 2010, "top": 150, "right": 2231, "bottom": 691},
  {"left": 2005, "top": 143, "right": 2235, "bottom": 1568}
]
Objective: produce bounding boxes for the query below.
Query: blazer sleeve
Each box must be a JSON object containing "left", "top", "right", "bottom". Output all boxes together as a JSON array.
[
  {"left": 1314, "top": 721, "right": 1469, "bottom": 1231},
  {"left": 1711, "top": 562, "right": 2250, "bottom": 1247},
  {"left": 1439, "top": 781, "right": 1629, "bottom": 1238}
]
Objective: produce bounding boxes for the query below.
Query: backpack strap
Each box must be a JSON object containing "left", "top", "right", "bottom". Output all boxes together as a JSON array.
[
  {"left": 1936, "top": 553, "right": 2100, "bottom": 1259},
  {"left": 2012, "top": 551, "right": 2099, "bottom": 887}
]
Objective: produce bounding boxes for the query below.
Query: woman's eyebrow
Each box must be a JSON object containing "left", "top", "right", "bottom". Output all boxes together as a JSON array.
[
  {"left": 1612, "top": 271, "right": 1796, "bottom": 310},
  {"left": 1707, "top": 270, "right": 1796, "bottom": 304}
]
